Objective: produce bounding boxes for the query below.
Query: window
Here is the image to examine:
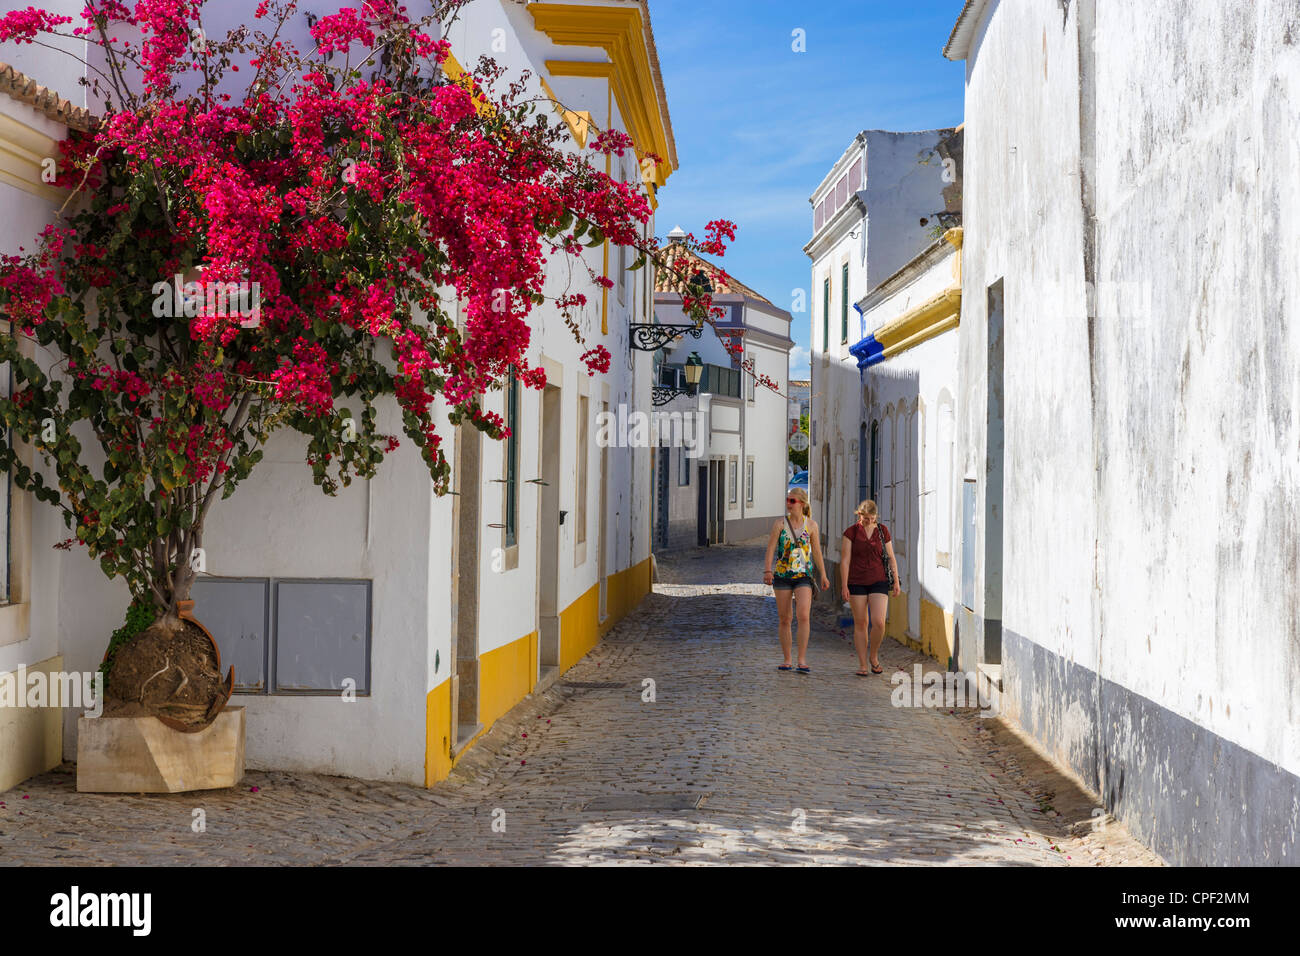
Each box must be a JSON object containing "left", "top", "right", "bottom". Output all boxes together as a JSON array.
[
  {"left": 700, "top": 364, "right": 740, "bottom": 398},
  {"left": 746, "top": 354, "right": 755, "bottom": 401},
  {"left": 658, "top": 363, "right": 683, "bottom": 389},
  {"left": 841, "top": 263, "right": 849, "bottom": 343},
  {"left": 822, "top": 277, "right": 830, "bottom": 353},
  {"left": 678, "top": 446, "right": 690, "bottom": 486},
  {"left": 505, "top": 370, "right": 519, "bottom": 548},
  {"left": 937, "top": 399, "right": 955, "bottom": 564},
  {"left": 576, "top": 394, "right": 588, "bottom": 545},
  {"left": 746, "top": 457, "right": 754, "bottom": 504},
  {"left": 898, "top": 409, "right": 911, "bottom": 562},
  {"left": 869, "top": 420, "right": 880, "bottom": 502},
  {"left": 881, "top": 414, "right": 894, "bottom": 533},
  {"left": 858, "top": 422, "right": 868, "bottom": 503},
  {"left": 728, "top": 458, "right": 737, "bottom": 504}
]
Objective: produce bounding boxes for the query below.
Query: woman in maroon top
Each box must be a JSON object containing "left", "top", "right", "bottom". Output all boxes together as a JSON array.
[{"left": 840, "top": 500, "right": 900, "bottom": 675}]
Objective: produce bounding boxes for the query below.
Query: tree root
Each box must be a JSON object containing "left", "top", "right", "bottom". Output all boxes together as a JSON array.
[{"left": 139, "top": 657, "right": 171, "bottom": 702}]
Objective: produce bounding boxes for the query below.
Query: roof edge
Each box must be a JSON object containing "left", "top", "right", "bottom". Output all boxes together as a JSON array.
[
  {"left": 943, "top": 0, "right": 993, "bottom": 61},
  {"left": 635, "top": 0, "right": 677, "bottom": 169},
  {"left": 0, "top": 61, "right": 95, "bottom": 131}
]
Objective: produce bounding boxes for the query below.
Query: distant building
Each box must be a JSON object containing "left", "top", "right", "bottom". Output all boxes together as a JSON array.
[
  {"left": 788, "top": 379, "right": 811, "bottom": 419},
  {"left": 651, "top": 234, "right": 794, "bottom": 549},
  {"left": 804, "top": 129, "right": 956, "bottom": 593},
  {"left": 849, "top": 127, "right": 962, "bottom": 663}
]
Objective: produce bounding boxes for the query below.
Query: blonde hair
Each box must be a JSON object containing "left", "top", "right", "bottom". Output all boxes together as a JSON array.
[
  {"left": 787, "top": 486, "right": 810, "bottom": 517},
  {"left": 855, "top": 500, "right": 878, "bottom": 522}
]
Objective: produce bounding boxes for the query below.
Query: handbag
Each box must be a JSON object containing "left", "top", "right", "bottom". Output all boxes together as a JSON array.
[
  {"left": 784, "top": 516, "right": 819, "bottom": 595},
  {"left": 879, "top": 524, "right": 895, "bottom": 591}
]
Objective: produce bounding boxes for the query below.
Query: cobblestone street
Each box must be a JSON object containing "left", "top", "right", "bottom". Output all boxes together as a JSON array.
[{"left": 0, "top": 540, "right": 1162, "bottom": 866}]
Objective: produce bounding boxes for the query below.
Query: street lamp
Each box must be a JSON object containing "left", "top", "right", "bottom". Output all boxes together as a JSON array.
[
  {"left": 684, "top": 351, "right": 703, "bottom": 393},
  {"left": 651, "top": 352, "right": 705, "bottom": 406}
]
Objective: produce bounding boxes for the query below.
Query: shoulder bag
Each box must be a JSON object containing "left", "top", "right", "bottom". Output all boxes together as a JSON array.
[{"left": 879, "top": 524, "right": 895, "bottom": 591}]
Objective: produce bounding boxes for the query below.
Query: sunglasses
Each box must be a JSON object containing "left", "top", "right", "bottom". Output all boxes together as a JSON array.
[{"left": 786, "top": 497, "right": 800, "bottom": 504}]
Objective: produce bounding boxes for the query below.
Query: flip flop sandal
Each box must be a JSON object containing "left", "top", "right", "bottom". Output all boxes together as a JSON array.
[
  {"left": 856, "top": 669, "right": 871, "bottom": 677},
  {"left": 871, "top": 663, "right": 883, "bottom": 674},
  {"left": 777, "top": 664, "right": 793, "bottom": 671},
  {"left": 796, "top": 665, "right": 811, "bottom": 674}
]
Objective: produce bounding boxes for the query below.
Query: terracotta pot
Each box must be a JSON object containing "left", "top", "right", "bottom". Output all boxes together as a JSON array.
[
  {"left": 156, "top": 600, "right": 235, "bottom": 734},
  {"left": 102, "top": 600, "right": 235, "bottom": 734}
]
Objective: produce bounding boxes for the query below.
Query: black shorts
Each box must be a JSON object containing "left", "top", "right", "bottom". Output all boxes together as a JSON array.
[
  {"left": 848, "top": 582, "right": 890, "bottom": 596},
  {"left": 772, "top": 575, "right": 814, "bottom": 591}
]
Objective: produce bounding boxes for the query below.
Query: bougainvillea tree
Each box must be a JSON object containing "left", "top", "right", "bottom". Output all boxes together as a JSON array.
[{"left": 0, "top": 0, "right": 748, "bottom": 667}]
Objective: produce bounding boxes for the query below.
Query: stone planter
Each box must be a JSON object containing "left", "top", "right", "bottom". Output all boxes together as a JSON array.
[{"left": 76, "top": 707, "right": 245, "bottom": 793}]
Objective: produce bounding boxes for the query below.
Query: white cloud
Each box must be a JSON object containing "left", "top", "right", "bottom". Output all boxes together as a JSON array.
[{"left": 788, "top": 345, "right": 811, "bottom": 379}]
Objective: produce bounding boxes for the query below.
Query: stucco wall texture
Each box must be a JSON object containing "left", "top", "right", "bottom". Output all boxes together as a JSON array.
[{"left": 956, "top": 0, "right": 1300, "bottom": 864}]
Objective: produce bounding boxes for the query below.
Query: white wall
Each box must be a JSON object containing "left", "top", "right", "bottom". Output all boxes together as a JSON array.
[
  {"left": 1, "top": 0, "right": 662, "bottom": 784},
  {"left": 956, "top": 0, "right": 1300, "bottom": 863},
  {"left": 859, "top": 248, "right": 959, "bottom": 634}
]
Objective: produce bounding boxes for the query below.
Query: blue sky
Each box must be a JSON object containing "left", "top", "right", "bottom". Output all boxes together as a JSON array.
[{"left": 651, "top": 0, "right": 966, "bottom": 379}]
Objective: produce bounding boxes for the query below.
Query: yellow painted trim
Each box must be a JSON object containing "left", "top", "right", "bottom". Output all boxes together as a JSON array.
[
  {"left": 0, "top": 112, "right": 64, "bottom": 202},
  {"left": 600, "top": 556, "right": 652, "bottom": 637},
  {"left": 423, "top": 557, "right": 652, "bottom": 786},
  {"left": 531, "top": 2, "right": 675, "bottom": 188},
  {"left": 880, "top": 594, "right": 955, "bottom": 666},
  {"left": 560, "top": 582, "right": 600, "bottom": 673},
  {"left": 424, "top": 679, "right": 452, "bottom": 786},
  {"left": 440, "top": 51, "right": 495, "bottom": 117},
  {"left": 479, "top": 629, "right": 538, "bottom": 729},
  {"left": 944, "top": 226, "right": 963, "bottom": 282},
  {"left": 870, "top": 227, "right": 965, "bottom": 362},
  {"left": 538, "top": 75, "right": 592, "bottom": 146},
  {"left": 920, "top": 597, "right": 956, "bottom": 665},
  {"left": 874, "top": 287, "right": 961, "bottom": 359},
  {"left": 885, "top": 591, "right": 911, "bottom": 645},
  {"left": 0, "top": 654, "right": 64, "bottom": 792},
  {"left": 881, "top": 311, "right": 960, "bottom": 361}
]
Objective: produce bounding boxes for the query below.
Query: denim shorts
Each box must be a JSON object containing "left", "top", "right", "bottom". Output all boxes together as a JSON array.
[
  {"left": 848, "top": 582, "right": 890, "bottom": 596},
  {"left": 772, "top": 575, "right": 814, "bottom": 591}
]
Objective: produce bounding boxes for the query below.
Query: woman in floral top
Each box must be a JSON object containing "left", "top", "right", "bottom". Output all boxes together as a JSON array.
[{"left": 763, "top": 487, "right": 830, "bottom": 673}]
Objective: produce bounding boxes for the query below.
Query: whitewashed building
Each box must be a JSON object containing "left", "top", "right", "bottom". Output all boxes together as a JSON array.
[
  {"left": 945, "top": 0, "right": 1300, "bottom": 863},
  {"left": 650, "top": 236, "right": 794, "bottom": 549},
  {"left": 852, "top": 226, "right": 962, "bottom": 667},
  {"left": 850, "top": 129, "right": 963, "bottom": 666},
  {"left": 1, "top": 0, "right": 676, "bottom": 790},
  {"left": 804, "top": 129, "right": 956, "bottom": 596}
]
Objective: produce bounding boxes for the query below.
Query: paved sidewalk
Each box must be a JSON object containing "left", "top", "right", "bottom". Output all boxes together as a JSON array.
[{"left": 0, "top": 540, "right": 1163, "bottom": 865}]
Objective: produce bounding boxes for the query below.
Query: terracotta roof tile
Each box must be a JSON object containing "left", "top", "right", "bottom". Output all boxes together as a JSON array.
[
  {"left": 0, "top": 61, "right": 95, "bottom": 131},
  {"left": 653, "top": 241, "right": 774, "bottom": 307}
]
